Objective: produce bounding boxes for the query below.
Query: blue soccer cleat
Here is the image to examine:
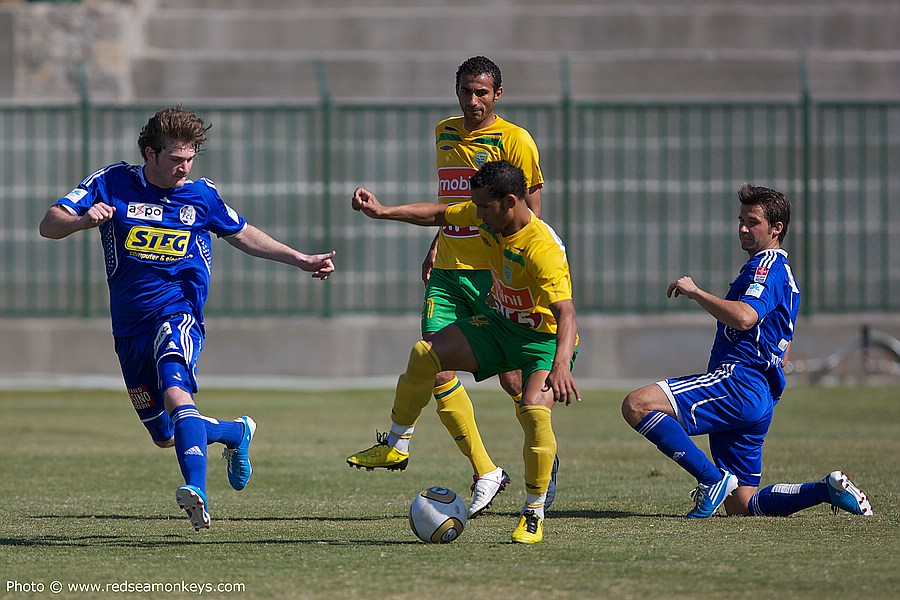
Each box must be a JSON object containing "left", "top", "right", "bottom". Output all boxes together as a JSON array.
[
  {"left": 223, "top": 416, "right": 256, "bottom": 491},
  {"left": 545, "top": 454, "right": 560, "bottom": 511},
  {"left": 176, "top": 484, "right": 210, "bottom": 531},
  {"left": 823, "top": 470, "right": 873, "bottom": 516},
  {"left": 686, "top": 470, "right": 738, "bottom": 518}
]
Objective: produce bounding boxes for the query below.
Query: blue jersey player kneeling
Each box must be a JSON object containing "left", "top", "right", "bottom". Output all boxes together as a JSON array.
[
  {"left": 621, "top": 183, "right": 872, "bottom": 519},
  {"left": 40, "top": 106, "right": 336, "bottom": 531}
]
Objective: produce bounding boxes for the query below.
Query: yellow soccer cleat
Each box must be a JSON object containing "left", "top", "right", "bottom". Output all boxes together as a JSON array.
[
  {"left": 347, "top": 432, "right": 410, "bottom": 471},
  {"left": 511, "top": 510, "right": 543, "bottom": 544}
]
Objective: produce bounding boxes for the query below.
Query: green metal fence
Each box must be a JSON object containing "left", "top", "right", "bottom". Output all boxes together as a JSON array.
[{"left": 2, "top": 97, "right": 897, "bottom": 319}]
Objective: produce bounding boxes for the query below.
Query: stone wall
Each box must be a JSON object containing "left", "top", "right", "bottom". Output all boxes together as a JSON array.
[
  {"left": 1, "top": 0, "right": 898, "bottom": 103},
  {"left": 3, "top": 313, "right": 898, "bottom": 389}
]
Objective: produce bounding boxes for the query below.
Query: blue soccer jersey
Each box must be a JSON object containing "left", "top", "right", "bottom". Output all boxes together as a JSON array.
[
  {"left": 708, "top": 249, "right": 801, "bottom": 399},
  {"left": 55, "top": 162, "right": 246, "bottom": 337}
]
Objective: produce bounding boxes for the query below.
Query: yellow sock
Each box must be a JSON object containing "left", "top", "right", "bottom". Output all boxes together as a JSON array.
[
  {"left": 516, "top": 405, "right": 556, "bottom": 497},
  {"left": 391, "top": 340, "right": 442, "bottom": 426},
  {"left": 435, "top": 376, "right": 497, "bottom": 476}
]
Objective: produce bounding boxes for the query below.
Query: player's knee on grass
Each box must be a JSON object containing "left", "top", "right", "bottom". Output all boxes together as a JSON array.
[{"left": 724, "top": 486, "right": 755, "bottom": 516}]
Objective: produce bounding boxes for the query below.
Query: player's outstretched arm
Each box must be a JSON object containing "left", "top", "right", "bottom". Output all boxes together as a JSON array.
[
  {"left": 543, "top": 299, "right": 580, "bottom": 406},
  {"left": 667, "top": 275, "right": 758, "bottom": 330},
  {"left": 351, "top": 187, "right": 448, "bottom": 226},
  {"left": 39, "top": 203, "right": 115, "bottom": 239},
  {"left": 226, "top": 224, "right": 336, "bottom": 279}
]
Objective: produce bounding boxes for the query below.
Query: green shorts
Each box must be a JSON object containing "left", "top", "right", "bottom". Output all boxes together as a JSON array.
[
  {"left": 421, "top": 268, "right": 493, "bottom": 336},
  {"left": 454, "top": 310, "right": 578, "bottom": 384}
]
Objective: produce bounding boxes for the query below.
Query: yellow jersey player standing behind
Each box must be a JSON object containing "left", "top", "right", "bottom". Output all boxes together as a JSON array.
[
  {"left": 347, "top": 56, "right": 554, "bottom": 520},
  {"left": 349, "top": 160, "right": 579, "bottom": 544}
]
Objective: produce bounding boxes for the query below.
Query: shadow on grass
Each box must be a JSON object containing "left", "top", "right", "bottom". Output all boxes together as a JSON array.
[
  {"left": 6, "top": 509, "right": 682, "bottom": 547},
  {"left": 28, "top": 514, "right": 399, "bottom": 522},
  {"left": 31, "top": 510, "right": 676, "bottom": 521},
  {"left": 494, "top": 509, "right": 681, "bottom": 519},
  {"left": 4, "top": 513, "right": 422, "bottom": 548},
  {"left": 0, "top": 535, "right": 420, "bottom": 547}
]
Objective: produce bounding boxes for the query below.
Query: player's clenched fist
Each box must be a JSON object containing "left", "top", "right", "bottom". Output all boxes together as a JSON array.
[
  {"left": 351, "top": 187, "right": 384, "bottom": 219},
  {"left": 667, "top": 275, "right": 699, "bottom": 299},
  {"left": 84, "top": 202, "right": 116, "bottom": 228}
]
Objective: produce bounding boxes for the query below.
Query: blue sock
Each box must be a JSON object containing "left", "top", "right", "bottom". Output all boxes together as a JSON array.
[
  {"left": 202, "top": 416, "right": 243, "bottom": 448},
  {"left": 170, "top": 405, "right": 208, "bottom": 492},
  {"left": 635, "top": 411, "right": 722, "bottom": 485},
  {"left": 750, "top": 481, "right": 829, "bottom": 516}
]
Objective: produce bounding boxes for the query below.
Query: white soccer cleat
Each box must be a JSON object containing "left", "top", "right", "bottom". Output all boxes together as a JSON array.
[
  {"left": 467, "top": 467, "right": 510, "bottom": 519},
  {"left": 176, "top": 484, "right": 210, "bottom": 531},
  {"left": 823, "top": 470, "right": 873, "bottom": 516}
]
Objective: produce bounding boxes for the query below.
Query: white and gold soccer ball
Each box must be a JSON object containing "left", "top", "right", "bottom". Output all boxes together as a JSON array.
[{"left": 409, "top": 486, "right": 467, "bottom": 543}]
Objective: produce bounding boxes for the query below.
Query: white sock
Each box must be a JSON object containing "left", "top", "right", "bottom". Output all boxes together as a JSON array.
[
  {"left": 387, "top": 422, "right": 414, "bottom": 453},
  {"left": 524, "top": 494, "right": 546, "bottom": 519}
]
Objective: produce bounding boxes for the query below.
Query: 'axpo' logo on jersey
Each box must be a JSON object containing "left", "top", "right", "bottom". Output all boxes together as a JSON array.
[
  {"left": 127, "top": 202, "right": 164, "bottom": 222},
  {"left": 125, "top": 226, "right": 190, "bottom": 257}
]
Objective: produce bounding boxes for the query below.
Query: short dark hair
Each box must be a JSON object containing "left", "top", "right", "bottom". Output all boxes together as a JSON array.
[
  {"left": 455, "top": 56, "right": 502, "bottom": 91},
  {"left": 738, "top": 183, "right": 791, "bottom": 243},
  {"left": 138, "top": 105, "right": 210, "bottom": 161},
  {"left": 470, "top": 160, "right": 526, "bottom": 200}
]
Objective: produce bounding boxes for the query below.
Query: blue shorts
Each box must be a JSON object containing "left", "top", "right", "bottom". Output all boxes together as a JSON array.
[
  {"left": 114, "top": 313, "right": 204, "bottom": 442},
  {"left": 657, "top": 363, "right": 774, "bottom": 487}
]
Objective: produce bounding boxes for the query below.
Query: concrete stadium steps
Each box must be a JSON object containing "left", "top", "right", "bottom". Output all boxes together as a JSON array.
[
  {"left": 145, "top": 5, "right": 900, "bottom": 54},
  {"left": 134, "top": 3, "right": 900, "bottom": 101},
  {"left": 131, "top": 52, "right": 900, "bottom": 102},
  {"left": 155, "top": 0, "right": 900, "bottom": 9}
]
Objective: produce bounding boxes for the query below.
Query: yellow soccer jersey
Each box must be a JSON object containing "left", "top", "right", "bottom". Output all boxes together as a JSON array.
[
  {"left": 444, "top": 202, "right": 572, "bottom": 336},
  {"left": 434, "top": 115, "right": 543, "bottom": 271}
]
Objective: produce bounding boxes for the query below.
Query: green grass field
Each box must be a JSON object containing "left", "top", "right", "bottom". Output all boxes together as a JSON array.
[{"left": 1, "top": 385, "right": 897, "bottom": 599}]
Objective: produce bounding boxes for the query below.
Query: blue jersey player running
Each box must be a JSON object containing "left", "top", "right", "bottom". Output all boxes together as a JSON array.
[
  {"left": 39, "top": 106, "right": 336, "bottom": 531},
  {"left": 621, "top": 183, "right": 872, "bottom": 519}
]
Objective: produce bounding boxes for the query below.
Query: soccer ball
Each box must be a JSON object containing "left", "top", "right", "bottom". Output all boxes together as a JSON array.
[{"left": 408, "top": 486, "right": 467, "bottom": 543}]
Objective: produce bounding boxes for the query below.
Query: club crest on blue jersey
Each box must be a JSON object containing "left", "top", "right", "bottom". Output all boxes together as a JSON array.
[{"left": 179, "top": 205, "right": 196, "bottom": 226}]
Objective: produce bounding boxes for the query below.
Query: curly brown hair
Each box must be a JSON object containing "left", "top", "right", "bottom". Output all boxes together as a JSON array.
[
  {"left": 738, "top": 183, "right": 791, "bottom": 243},
  {"left": 138, "top": 105, "right": 210, "bottom": 161}
]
